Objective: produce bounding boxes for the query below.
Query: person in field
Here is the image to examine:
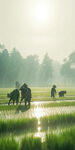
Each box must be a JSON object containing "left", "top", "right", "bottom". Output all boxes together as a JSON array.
[
  {"left": 7, "top": 89, "right": 19, "bottom": 105},
  {"left": 25, "top": 87, "right": 32, "bottom": 107},
  {"left": 20, "top": 83, "right": 27, "bottom": 104},
  {"left": 20, "top": 83, "right": 32, "bottom": 107},
  {"left": 51, "top": 85, "right": 56, "bottom": 98},
  {"left": 58, "top": 91, "right": 66, "bottom": 97},
  {"left": 15, "top": 81, "right": 20, "bottom": 89}
]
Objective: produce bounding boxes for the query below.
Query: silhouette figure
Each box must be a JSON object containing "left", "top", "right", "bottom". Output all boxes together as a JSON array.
[
  {"left": 7, "top": 89, "right": 19, "bottom": 105},
  {"left": 20, "top": 83, "right": 27, "bottom": 104},
  {"left": 51, "top": 85, "right": 56, "bottom": 98},
  {"left": 20, "top": 83, "right": 32, "bottom": 107},
  {"left": 58, "top": 91, "right": 66, "bottom": 97},
  {"left": 25, "top": 87, "right": 32, "bottom": 107},
  {"left": 15, "top": 81, "right": 20, "bottom": 89}
]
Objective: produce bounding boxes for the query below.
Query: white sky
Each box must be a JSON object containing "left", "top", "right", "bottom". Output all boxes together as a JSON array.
[{"left": 0, "top": 0, "right": 75, "bottom": 63}]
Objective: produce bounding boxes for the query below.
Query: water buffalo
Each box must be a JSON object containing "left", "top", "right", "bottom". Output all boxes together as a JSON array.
[{"left": 7, "top": 89, "right": 19, "bottom": 105}]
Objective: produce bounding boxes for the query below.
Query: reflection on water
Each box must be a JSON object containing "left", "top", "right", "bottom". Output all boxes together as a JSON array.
[
  {"left": 14, "top": 127, "right": 72, "bottom": 143},
  {"left": 34, "top": 107, "right": 44, "bottom": 119},
  {"left": 1, "top": 106, "right": 75, "bottom": 120},
  {"left": 34, "top": 131, "right": 45, "bottom": 142},
  {"left": 38, "top": 119, "right": 40, "bottom": 125}
]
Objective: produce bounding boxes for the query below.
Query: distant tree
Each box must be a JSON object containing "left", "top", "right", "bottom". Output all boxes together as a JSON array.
[
  {"left": 52, "top": 61, "right": 62, "bottom": 85},
  {"left": 21, "top": 55, "right": 39, "bottom": 85},
  {"left": 39, "top": 53, "right": 53, "bottom": 86},
  {"left": 9, "top": 48, "right": 23, "bottom": 85},
  {"left": 0, "top": 49, "right": 10, "bottom": 86},
  {"left": 61, "top": 51, "right": 75, "bottom": 85}
]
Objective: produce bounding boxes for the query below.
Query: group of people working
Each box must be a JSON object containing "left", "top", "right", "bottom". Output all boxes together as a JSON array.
[
  {"left": 7, "top": 84, "right": 66, "bottom": 106},
  {"left": 7, "top": 83, "right": 32, "bottom": 106}
]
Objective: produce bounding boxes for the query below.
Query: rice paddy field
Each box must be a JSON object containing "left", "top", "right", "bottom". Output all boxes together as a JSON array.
[{"left": 0, "top": 87, "right": 75, "bottom": 150}]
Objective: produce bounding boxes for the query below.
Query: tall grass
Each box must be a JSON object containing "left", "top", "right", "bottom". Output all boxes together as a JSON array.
[
  {"left": 0, "top": 118, "right": 37, "bottom": 134},
  {"left": 1, "top": 87, "right": 75, "bottom": 103},
  {"left": 1, "top": 101, "right": 75, "bottom": 111},
  {"left": 0, "top": 105, "right": 31, "bottom": 111},
  {"left": 40, "top": 113, "right": 75, "bottom": 129},
  {"left": 45, "top": 127, "right": 75, "bottom": 150},
  {"left": 1, "top": 113, "right": 75, "bottom": 134},
  {"left": 0, "top": 137, "right": 19, "bottom": 150},
  {"left": 20, "top": 136, "right": 42, "bottom": 150},
  {"left": 1, "top": 127, "right": 75, "bottom": 150}
]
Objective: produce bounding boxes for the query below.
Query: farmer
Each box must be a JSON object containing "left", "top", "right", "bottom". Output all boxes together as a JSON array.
[
  {"left": 20, "top": 83, "right": 27, "bottom": 104},
  {"left": 58, "top": 91, "right": 66, "bottom": 97},
  {"left": 51, "top": 85, "right": 56, "bottom": 98},
  {"left": 7, "top": 89, "right": 19, "bottom": 105},
  {"left": 20, "top": 83, "right": 32, "bottom": 106},
  {"left": 25, "top": 87, "right": 32, "bottom": 107}
]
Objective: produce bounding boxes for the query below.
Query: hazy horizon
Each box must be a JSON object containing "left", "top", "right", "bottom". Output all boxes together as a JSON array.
[{"left": 0, "top": 0, "right": 75, "bottom": 63}]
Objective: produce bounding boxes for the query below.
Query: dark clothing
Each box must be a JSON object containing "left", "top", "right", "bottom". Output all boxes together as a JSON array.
[
  {"left": 25, "top": 88, "right": 32, "bottom": 106},
  {"left": 59, "top": 91, "right": 66, "bottom": 97},
  {"left": 20, "top": 85, "right": 32, "bottom": 106},
  {"left": 7, "top": 89, "right": 19, "bottom": 105},
  {"left": 51, "top": 87, "right": 56, "bottom": 97}
]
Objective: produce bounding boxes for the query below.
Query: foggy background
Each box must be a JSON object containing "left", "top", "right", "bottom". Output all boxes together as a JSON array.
[
  {"left": 0, "top": 0, "right": 75, "bottom": 87},
  {"left": 0, "top": 47, "right": 75, "bottom": 87}
]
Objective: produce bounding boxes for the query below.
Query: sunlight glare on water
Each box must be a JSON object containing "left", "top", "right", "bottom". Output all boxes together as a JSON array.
[{"left": 34, "top": 107, "right": 44, "bottom": 119}]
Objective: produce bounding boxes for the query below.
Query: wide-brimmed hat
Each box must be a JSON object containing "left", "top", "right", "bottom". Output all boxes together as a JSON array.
[
  {"left": 53, "top": 85, "right": 56, "bottom": 88},
  {"left": 23, "top": 83, "right": 28, "bottom": 88}
]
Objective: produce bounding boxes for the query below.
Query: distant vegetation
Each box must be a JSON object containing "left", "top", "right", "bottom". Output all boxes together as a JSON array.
[{"left": 0, "top": 46, "right": 75, "bottom": 87}]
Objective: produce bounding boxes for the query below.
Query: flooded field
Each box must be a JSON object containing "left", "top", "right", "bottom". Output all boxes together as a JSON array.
[
  {"left": 0, "top": 102, "right": 75, "bottom": 119},
  {"left": 0, "top": 88, "right": 75, "bottom": 149},
  {"left": 0, "top": 101, "right": 75, "bottom": 141}
]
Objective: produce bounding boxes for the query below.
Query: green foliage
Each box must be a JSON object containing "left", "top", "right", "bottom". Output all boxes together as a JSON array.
[
  {"left": 61, "top": 51, "right": 75, "bottom": 84},
  {"left": 0, "top": 118, "right": 37, "bottom": 134},
  {"left": 40, "top": 113, "right": 75, "bottom": 129},
  {"left": 45, "top": 128, "right": 75, "bottom": 150},
  {"left": 20, "top": 136, "right": 42, "bottom": 150},
  {"left": 0, "top": 137, "right": 19, "bottom": 150},
  {"left": 1, "top": 128, "right": 75, "bottom": 150}
]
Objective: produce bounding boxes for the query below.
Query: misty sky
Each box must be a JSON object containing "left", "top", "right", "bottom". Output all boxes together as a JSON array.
[{"left": 0, "top": 0, "right": 75, "bottom": 63}]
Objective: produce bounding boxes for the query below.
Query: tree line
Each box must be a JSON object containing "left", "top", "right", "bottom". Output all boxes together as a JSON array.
[{"left": 0, "top": 48, "right": 75, "bottom": 87}]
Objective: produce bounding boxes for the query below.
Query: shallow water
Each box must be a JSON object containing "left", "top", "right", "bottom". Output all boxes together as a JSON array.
[{"left": 0, "top": 105, "right": 75, "bottom": 120}]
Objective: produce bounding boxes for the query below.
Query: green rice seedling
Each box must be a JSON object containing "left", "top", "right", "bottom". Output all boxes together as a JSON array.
[
  {"left": 0, "top": 101, "right": 75, "bottom": 112},
  {"left": 0, "top": 105, "right": 32, "bottom": 111},
  {"left": 40, "top": 113, "right": 75, "bottom": 130},
  {"left": 0, "top": 87, "right": 75, "bottom": 103},
  {"left": 0, "top": 118, "right": 38, "bottom": 134},
  {"left": 0, "top": 105, "right": 18, "bottom": 111},
  {"left": 0, "top": 136, "right": 19, "bottom": 150},
  {"left": 45, "top": 127, "right": 75, "bottom": 150},
  {"left": 1, "top": 127, "right": 75, "bottom": 150},
  {"left": 34, "top": 101, "right": 75, "bottom": 108},
  {"left": 20, "top": 136, "right": 42, "bottom": 150}
]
